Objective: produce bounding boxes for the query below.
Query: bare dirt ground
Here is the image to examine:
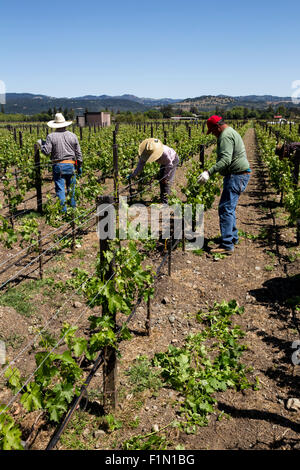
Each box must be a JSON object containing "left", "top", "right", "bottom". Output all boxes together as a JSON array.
[{"left": 1, "top": 127, "right": 300, "bottom": 451}]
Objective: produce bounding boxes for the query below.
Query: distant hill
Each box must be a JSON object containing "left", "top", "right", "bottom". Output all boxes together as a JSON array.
[
  {"left": 2, "top": 93, "right": 298, "bottom": 115},
  {"left": 4, "top": 93, "right": 151, "bottom": 114},
  {"left": 174, "top": 94, "right": 297, "bottom": 111},
  {"left": 3, "top": 93, "right": 180, "bottom": 115}
]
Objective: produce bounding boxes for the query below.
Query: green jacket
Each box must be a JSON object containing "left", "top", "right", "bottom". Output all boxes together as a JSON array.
[{"left": 208, "top": 127, "right": 250, "bottom": 177}]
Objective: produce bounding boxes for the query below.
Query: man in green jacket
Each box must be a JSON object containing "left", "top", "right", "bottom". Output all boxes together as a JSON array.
[{"left": 198, "top": 115, "right": 251, "bottom": 254}]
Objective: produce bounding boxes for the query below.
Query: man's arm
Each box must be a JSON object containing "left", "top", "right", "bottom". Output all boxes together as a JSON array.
[
  {"left": 131, "top": 158, "right": 146, "bottom": 178},
  {"left": 40, "top": 134, "right": 53, "bottom": 156},
  {"left": 208, "top": 135, "right": 234, "bottom": 176},
  {"left": 74, "top": 135, "right": 83, "bottom": 163}
]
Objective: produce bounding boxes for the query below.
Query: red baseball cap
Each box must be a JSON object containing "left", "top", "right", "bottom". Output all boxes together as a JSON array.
[{"left": 206, "top": 115, "right": 223, "bottom": 134}]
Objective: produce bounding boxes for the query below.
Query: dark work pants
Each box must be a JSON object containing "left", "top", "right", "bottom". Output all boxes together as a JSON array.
[{"left": 159, "top": 154, "right": 179, "bottom": 203}]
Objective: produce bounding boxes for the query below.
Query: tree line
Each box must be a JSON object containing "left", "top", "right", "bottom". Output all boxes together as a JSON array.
[{"left": 0, "top": 103, "right": 299, "bottom": 124}]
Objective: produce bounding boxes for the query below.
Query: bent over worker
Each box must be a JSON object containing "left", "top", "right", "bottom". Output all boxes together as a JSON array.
[
  {"left": 275, "top": 141, "right": 300, "bottom": 160},
  {"left": 128, "top": 138, "right": 179, "bottom": 204},
  {"left": 198, "top": 115, "right": 251, "bottom": 254},
  {"left": 37, "top": 113, "right": 83, "bottom": 213}
]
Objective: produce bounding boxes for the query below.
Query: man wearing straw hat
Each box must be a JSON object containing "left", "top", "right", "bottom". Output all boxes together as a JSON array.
[
  {"left": 128, "top": 138, "right": 179, "bottom": 204},
  {"left": 37, "top": 113, "right": 83, "bottom": 213}
]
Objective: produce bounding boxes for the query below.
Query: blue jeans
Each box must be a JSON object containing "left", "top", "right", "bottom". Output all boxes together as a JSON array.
[
  {"left": 218, "top": 173, "right": 250, "bottom": 250},
  {"left": 53, "top": 163, "right": 76, "bottom": 213}
]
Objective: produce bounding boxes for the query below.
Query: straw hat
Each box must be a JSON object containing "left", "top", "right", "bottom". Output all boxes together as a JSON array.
[
  {"left": 139, "top": 138, "right": 164, "bottom": 163},
  {"left": 47, "top": 113, "right": 73, "bottom": 129}
]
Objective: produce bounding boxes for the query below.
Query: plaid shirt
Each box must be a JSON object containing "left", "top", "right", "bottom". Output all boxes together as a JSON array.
[{"left": 41, "top": 130, "right": 82, "bottom": 163}]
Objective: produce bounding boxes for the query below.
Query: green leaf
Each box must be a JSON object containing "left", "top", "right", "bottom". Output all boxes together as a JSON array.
[
  {"left": 20, "top": 382, "right": 43, "bottom": 412},
  {"left": 4, "top": 366, "right": 22, "bottom": 392},
  {"left": 72, "top": 337, "right": 88, "bottom": 357}
]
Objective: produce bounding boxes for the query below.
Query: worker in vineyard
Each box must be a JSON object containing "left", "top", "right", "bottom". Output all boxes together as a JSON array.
[
  {"left": 275, "top": 141, "right": 300, "bottom": 160},
  {"left": 198, "top": 115, "right": 251, "bottom": 254},
  {"left": 127, "top": 138, "right": 179, "bottom": 204},
  {"left": 37, "top": 113, "right": 83, "bottom": 214}
]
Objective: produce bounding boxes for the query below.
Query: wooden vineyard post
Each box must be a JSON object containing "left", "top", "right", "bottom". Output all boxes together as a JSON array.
[
  {"left": 168, "top": 236, "right": 172, "bottom": 276},
  {"left": 128, "top": 176, "right": 133, "bottom": 203},
  {"left": 293, "top": 151, "right": 300, "bottom": 245},
  {"left": 297, "top": 220, "right": 300, "bottom": 246},
  {"left": 145, "top": 296, "right": 151, "bottom": 336},
  {"left": 168, "top": 216, "right": 174, "bottom": 276},
  {"left": 292, "top": 152, "right": 300, "bottom": 189},
  {"left": 113, "top": 131, "right": 119, "bottom": 203},
  {"left": 96, "top": 195, "right": 117, "bottom": 412},
  {"left": 19, "top": 131, "right": 23, "bottom": 149},
  {"left": 8, "top": 201, "right": 14, "bottom": 229},
  {"left": 34, "top": 144, "right": 43, "bottom": 214},
  {"left": 14, "top": 169, "right": 19, "bottom": 190},
  {"left": 199, "top": 145, "right": 205, "bottom": 168},
  {"left": 71, "top": 211, "right": 76, "bottom": 253},
  {"left": 164, "top": 130, "right": 167, "bottom": 145},
  {"left": 182, "top": 213, "right": 185, "bottom": 252},
  {"left": 38, "top": 230, "right": 43, "bottom": 280}
]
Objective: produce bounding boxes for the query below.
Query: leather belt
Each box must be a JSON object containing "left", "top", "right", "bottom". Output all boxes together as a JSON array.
[{"left": 54, "top": 160, "right": 75, "bottom": 164}]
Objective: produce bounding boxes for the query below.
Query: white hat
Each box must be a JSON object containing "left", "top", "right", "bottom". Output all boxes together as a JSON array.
[
  {"left": 139, "top": 138, "right": 164, "bottom": 163},
  {"left": 47, "top": 113, "right": 73, "bottom": 129}
]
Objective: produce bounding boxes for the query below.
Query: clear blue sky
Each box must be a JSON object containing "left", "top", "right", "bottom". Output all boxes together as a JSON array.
[{"left": 1, "top": 0, "right": 300, "bottom": 99}]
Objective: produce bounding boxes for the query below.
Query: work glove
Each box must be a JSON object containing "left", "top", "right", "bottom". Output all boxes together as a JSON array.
[
  {"left": 36, "top": 139, "right": 43, "bottom": 149},
  {"left": 77, "top": 165, "right": 83, "bottom": 176},
  {"left": 197, "top": 170, "right": 210, "bottom": 185}
]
